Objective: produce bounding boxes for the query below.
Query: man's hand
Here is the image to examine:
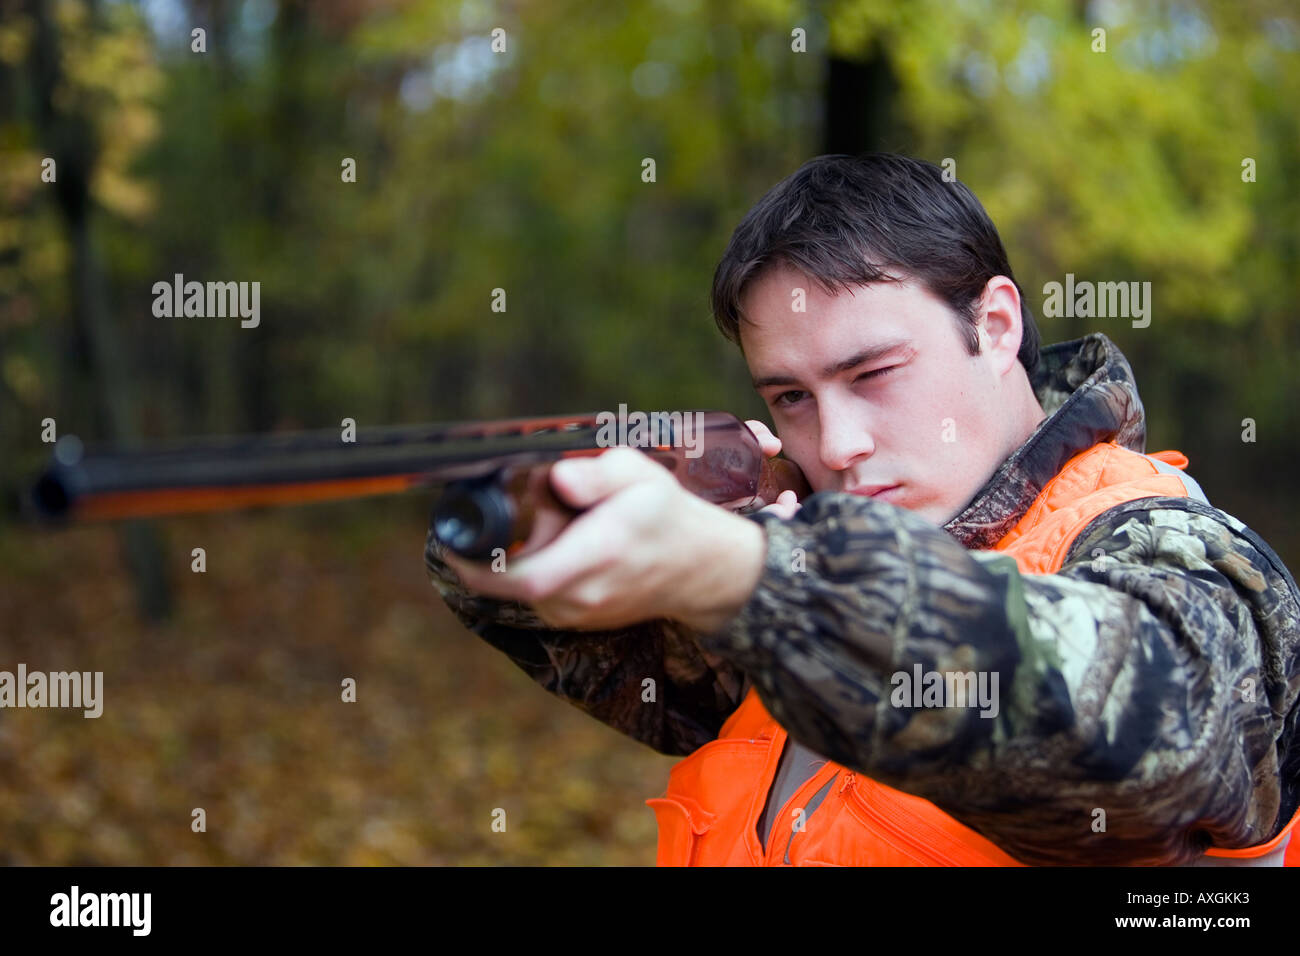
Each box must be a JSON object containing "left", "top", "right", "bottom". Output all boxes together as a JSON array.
[
  {"left": 745, "top": 419, "right": 802, "bottom": 519},
  {"left": 441, "top": 447, "right": 768, "bottom": 633}
]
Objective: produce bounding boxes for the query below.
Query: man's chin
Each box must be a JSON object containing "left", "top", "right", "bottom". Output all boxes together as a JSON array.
[{"left": 842, "top": 488, "right": 952, "bottom": 526}]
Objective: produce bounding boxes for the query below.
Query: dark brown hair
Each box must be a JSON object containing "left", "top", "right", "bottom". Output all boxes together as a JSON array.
[{"left": 711, "top": 153, "right": 1040, "bottom": 374}]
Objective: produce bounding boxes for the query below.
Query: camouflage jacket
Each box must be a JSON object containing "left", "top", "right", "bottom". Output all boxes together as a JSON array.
[{"left": 424, "top": 333, "right": 1300, "bottom": 865}]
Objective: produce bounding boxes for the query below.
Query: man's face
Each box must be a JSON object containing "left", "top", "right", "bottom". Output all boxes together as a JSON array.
[{"left": 740, "top": 264, "right": 1030, "bottom": 526}]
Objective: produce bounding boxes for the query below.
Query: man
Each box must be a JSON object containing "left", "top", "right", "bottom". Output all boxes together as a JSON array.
[{"left": 425, "top": 154, "right": 1300, "bottom": 866}]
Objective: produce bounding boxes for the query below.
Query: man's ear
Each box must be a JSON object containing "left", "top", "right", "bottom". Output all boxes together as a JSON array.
[{"left": 977, "top": 276, "right": 1024, "bottom": 377}]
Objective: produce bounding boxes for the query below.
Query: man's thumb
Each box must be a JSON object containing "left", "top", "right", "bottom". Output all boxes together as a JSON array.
[{"left": 549, "top": 448, "right": 665, "bottom": 508}]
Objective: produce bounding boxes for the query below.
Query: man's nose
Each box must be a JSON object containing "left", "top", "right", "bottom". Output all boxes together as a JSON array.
[{"left": 818, "top": 403, "right": 875, "bottom": 472}]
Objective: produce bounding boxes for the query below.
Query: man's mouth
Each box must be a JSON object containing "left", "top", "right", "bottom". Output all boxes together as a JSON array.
[{"left": 847, "top": 483, "right": 902, "bottom": 502}]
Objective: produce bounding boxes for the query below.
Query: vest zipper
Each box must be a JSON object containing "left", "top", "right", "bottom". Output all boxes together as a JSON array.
[
  {"left": 838, "top": 772, "right": 956, "bottom": 865},
  {"left": 763, "top": 760, "right": 839, "bottom": 865}
]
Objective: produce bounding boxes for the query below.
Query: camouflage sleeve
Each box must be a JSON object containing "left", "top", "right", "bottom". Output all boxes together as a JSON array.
[
  {"left": 423, "top": 525, "right": 747, "bottom": 756},
  {"left": 698, "top": 492, "right": 1300, "bottom": 866}
]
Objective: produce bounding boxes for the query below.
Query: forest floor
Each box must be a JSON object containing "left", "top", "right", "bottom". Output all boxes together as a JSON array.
[{"left": 0, "top": 498, "right": 676, "bottom": 865}]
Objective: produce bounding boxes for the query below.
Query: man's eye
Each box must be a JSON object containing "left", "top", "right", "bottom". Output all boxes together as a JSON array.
[
  {"left": 857, "top": 366, "right": 897, "bottom": 383},
  {"left": 774, "top": 390, "right": 807, "bottom": 408}
]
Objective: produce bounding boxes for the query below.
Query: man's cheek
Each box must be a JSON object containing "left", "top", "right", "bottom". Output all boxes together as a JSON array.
[{"left": 774, "top": 430, "right": 832, "bottom": 492}]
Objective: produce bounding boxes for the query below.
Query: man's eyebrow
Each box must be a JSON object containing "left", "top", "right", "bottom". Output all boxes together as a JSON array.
[{"left": 751, "top": 340, "right": 914, "bottom": 389}]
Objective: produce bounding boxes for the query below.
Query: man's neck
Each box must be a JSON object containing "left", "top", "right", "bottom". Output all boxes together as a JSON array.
[{"left": 1006, "top": 374, "right": 1048, "bottom": 457}]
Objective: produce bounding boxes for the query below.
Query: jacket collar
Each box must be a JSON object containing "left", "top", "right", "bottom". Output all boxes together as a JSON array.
[{"left": 943, "top": 333, "right": 1147, "bottom": 549}]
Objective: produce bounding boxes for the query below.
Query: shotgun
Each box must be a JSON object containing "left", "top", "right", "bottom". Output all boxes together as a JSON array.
[{"left": 29, "top": 410, "right": 809, "bottom": 559}]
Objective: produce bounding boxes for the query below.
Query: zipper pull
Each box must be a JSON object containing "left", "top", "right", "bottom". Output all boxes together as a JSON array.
[{"left": 838, "top": 771, "right": 855, "bottom": 794}]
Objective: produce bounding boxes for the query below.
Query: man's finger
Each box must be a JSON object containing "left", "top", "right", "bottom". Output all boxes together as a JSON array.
[
  {"left": 443, "top": 493, "right": 632, "bottom": 604},
  {"left": 441, "top": 549, "right": 524, "bottom": 599},
  {"left": 549, "top": 447, "right": 671, "bottom": 509},
  {"left": 502, "top": 499, "right": 634, "bottom": 600},
  {"left": 744, "top": 419, "right": 782, "bottom": 458},
  {"left": 759, "top": 489, "right": 802, "bottom": 519}
]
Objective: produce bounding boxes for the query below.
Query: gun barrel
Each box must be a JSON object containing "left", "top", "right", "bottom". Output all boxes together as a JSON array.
[
  {"left": 28, "top": 411, "right": 805, "bottom": 533},
  {"left": 31, "top": 415, "right": 609, "bottom": 521}
]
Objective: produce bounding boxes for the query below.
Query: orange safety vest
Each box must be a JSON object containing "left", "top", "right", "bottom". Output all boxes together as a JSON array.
[{"left": 648, "top": 442, "right": 1300, "bottom": 866}]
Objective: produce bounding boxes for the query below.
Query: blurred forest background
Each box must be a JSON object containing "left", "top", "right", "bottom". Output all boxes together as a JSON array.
[{"left": 1, "top": 0, "right": 1297, "bottom": 864}]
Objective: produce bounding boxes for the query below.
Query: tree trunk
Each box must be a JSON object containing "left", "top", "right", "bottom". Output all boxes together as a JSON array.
[
  {"left": 29, "top": 0, "right": 172, "bottom": 622},
  {"left": 822, "top": 44, "right": 900, "bottom": 156}
]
